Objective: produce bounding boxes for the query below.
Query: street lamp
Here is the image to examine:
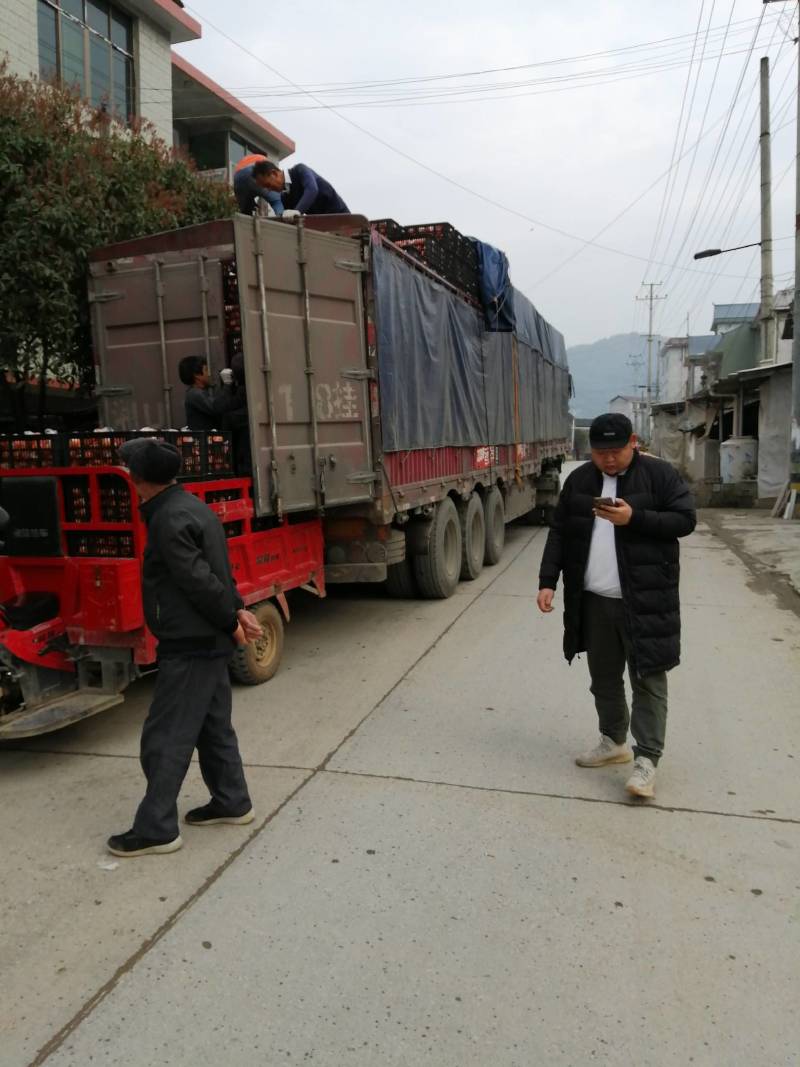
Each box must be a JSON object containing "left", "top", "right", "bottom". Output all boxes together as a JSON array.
[{"left": 693, "top": 241, "right": 761, "bottom": 260}]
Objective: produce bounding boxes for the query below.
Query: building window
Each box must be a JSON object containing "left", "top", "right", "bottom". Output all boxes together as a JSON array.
[
  {"left": 188, "top": 132, "right": 227, "bottom": 171},
  {"left": 37, "top": 0, "right": 135, "bottom": 122}
]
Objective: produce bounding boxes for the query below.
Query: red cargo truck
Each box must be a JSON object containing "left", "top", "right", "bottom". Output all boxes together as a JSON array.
[{"left": 0, "top": 214, "right": 570, "bottom": 738}]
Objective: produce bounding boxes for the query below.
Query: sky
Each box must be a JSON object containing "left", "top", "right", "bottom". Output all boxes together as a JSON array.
[{"left": 173, "top": 0, "right": 798, "bottom": 349}]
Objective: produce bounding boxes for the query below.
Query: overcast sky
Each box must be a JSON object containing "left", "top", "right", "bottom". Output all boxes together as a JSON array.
[{"left": 175, "top": 1, "right": 797, "bottom": 349}]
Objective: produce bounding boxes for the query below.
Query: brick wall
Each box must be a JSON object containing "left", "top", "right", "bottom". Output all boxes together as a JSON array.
[{"left": 0, "top": 0, "right": 40, "bottom": 79}]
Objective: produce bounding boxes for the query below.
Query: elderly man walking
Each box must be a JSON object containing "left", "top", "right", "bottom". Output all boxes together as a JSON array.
[{"left": 537, "top": 413, "right": 696, "bottom": 798}]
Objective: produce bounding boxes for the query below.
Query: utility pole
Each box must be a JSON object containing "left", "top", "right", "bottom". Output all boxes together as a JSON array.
[
  {"left": 636, "top": 282, "right": 667, "bottom": 440},
  {"left": 763, "top": 0, "right": 798, "bottom": 516},
  {"left": 760, "top": 56, "right": 776, "bottom": 367},
  {"left": 792, "top": 21, "right": 800, "bottom": 518},
  {"left": 626, "top": 354, "right": 645, "bottom": 438}
]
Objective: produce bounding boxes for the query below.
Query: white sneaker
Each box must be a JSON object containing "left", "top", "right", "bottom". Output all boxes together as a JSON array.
[
  {"left": 575, "top": 734, "right": 633, "bottom": 768},
  {"left": 626, "top": 756, "right": 657, "bottom": 798}
]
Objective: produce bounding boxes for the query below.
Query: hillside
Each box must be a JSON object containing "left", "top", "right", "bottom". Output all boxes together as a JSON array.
[{"left": 567, "top": 333, "right": 657, "bottom": 419}]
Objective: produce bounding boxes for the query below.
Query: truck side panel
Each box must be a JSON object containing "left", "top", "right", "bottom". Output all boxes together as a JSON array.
[
  {"left": 89, "top": 245, "right": 231, "bottom": 430},
  {"left": 233, "top": 216, "right": 373, "bottom": 517}
]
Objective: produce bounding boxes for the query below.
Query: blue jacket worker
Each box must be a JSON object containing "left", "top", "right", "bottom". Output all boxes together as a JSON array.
[
  {"left": 537, "top": 413, "right": 696, "bottom": 801},
  {"left": 259, "top": 161, "right": 349, "bottom": 215},
  {"left": 107, "top": 437, "right": 262, "bottom": 857},
  {"left": 233, "top": 158, "right": 285, "bottom": 216}
]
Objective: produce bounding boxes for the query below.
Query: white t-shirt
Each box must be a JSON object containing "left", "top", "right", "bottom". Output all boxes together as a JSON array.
[{"left": 584, "top": 473, "right": 622, "bottom": 598}]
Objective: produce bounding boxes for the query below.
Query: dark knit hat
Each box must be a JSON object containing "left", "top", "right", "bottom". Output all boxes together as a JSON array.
[
  {"left": 118, "top": 437, "right": 181, "bottom": 484},
  {"left": 589, "top": 413, "right": 634, "bottom": 449}
]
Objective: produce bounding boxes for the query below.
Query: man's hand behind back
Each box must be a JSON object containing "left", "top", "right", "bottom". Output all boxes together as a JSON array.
[
  {"left": 237, "top": 609, "right": 264, "bottom": 642},
  {"left": 537, "top": 589, "right": 555, "bottom": 613}
]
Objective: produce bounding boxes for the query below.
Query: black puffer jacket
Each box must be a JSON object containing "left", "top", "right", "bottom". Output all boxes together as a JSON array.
[
  {"left": 538, "top": 452, "right": 696, "bottom": 675},
  {"left": 140, "top": 484, "right": 243, "bottom": 656}
]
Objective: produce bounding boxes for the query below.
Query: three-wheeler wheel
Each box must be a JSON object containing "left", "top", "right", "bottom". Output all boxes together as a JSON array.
[{"left": 229, "top": 600, "right": 285, "bottom": 684}]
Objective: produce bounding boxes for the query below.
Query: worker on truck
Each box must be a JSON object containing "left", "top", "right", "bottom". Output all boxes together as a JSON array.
[
  {"left": 233, "top": 156, "right": 285, "bottom": 217},
  {"left": 179, "top": 355, "right": 236, "bottom": 432},
  {"left": 258, "top": 161, "right": 350, "bottom": 216},
  {"left": 107, "top": 437, "right": 262, "bottom": 858}
]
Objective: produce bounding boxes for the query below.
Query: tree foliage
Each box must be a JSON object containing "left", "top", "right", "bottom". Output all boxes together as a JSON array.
[{"left": 0, "top": 64, "right": 235, "bottom": 424}]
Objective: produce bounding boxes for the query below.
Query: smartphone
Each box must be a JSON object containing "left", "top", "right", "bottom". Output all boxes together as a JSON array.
[{"left": 593, "top": 496, "right": 617, "bottom": 508}]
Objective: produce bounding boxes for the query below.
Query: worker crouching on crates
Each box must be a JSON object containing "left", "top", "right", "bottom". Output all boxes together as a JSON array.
[
  {"left": 107, "top": 437, "right": 262, "bottom": 858},
  {"left": 258, "top": 160, "right": 350, "bottom": 216}
]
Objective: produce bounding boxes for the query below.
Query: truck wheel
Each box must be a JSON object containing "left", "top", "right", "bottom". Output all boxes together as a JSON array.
[
  {"left": 413, "top": 497, "right": 462, "bottom": 599},
  {"left": 483, "top": 487, "right": 505, "bottom": 565},
  {"left": 385, "top": 558, "right": 417, "bottom": 598},
  {"left": 229, "top": 601, "right": 284, "bottom": 685},
  {"left": 458, "top": 493, "right": 485, "bottom": 580}
]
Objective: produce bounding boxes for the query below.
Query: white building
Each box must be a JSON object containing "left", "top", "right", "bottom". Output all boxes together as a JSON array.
[
  {"left": 655, "top": 334, "right": 718, "bottom": 406},
  {"left": 608, "top": 394, "right": 647, "bottom": 440},
  {"left": 0, "top": 0, "right": 293, "bottom": 168}
]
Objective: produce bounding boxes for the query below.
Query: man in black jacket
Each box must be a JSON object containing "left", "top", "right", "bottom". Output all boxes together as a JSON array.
[
  {"left": 258, "top": 161, "right": 349, "bottom": 215},
  {"left": 178, "top": 355, "right": 236, "bottom": 432},
  {"left": 537, "top": 414, "right": 696, "bottom": 798},
  {"left": 107, "top": 437, "right": 262, "bottom": 857}
]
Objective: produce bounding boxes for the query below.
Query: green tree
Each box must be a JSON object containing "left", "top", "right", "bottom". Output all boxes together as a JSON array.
[{"left": 0, "top": 64, "right": 235, "bottom": 427}]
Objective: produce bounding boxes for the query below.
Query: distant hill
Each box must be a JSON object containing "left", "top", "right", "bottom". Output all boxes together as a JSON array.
[{"left": 567, "top": 333, "right": 658, "bottom": 419}]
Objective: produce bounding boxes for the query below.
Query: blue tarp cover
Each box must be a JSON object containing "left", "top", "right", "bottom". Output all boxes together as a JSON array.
[{"left": 373, "top": 242, "right": 571, "bottom": 452}]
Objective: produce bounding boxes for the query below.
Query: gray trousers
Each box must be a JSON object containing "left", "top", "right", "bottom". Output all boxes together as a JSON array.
[
  {"left": 133, "top": 655, "right": 251, "bottom": 840},
  {"left": 581, "top": 592, "right": 668, "bottom": 764}
]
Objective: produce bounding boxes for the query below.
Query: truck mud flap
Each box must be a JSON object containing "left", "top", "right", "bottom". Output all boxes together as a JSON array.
[
  {"left": 325, "top": 562, "right": 387, "bottom": 584},
  {"left": 0, "top": 691, "right": 124, "bottom": 740}
]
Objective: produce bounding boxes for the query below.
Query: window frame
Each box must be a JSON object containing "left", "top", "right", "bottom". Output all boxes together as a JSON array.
[{"left": 37, "top": 0, "right": 136, "bottom": 123}]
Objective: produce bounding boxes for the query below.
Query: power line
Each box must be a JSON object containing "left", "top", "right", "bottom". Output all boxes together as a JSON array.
[
  {"left": 139, "top": 11, "right": 783, "bottom": 97},
  {"left": 656, "top": 7, "right": 794, "bottom": 318},
  {"left": 657, "top": 0, "right": 741, "bottom": 274},
  {"left": 180, "top": 5, "right": 773, "bottom": 282},
  {"left": 530, "top": 32, "right": 793, "bottom": 292},
  {"left": 641, "top": 0, "right": 708, "bottom": 281},
  {"left": 167, "top": 42, "right": 781, "bottom": 117},
  {"left": 660, "top": 38, "right": 797, "bottom": 330}
]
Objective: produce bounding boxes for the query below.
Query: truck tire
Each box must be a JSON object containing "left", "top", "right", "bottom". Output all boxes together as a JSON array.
[
  {"left": 229, "top": 600, "right": 284, "bottom": 685},
  {"left": 458, "top": 493, "right": 485, "bottom": 581},
  {"left": 483, "top": 487, "right": 505, "bottom": 565},
  {"left": 413, "top": 497, "right": 462, "bottom": 599},
  {"left": 385, "top": 558, "right": 417, "bottom": 598}
]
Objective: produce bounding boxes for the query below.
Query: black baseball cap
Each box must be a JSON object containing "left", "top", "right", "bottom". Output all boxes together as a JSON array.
[
  {"left": 589, "top": 413, "right": 634, "bottom": 449},
  {"left": 118, "top": 437, "right": 181, "bottom": 484}
]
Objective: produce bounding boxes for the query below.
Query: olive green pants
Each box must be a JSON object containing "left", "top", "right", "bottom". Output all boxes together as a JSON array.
[{"left": 581, "top": 592, "right": 668, "bottom": 764}]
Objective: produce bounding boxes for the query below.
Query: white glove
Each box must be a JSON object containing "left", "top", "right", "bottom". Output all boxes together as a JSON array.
[
  {"left": 281, "top": 209, "right": 301, "bottom": 220},
  {"left": 219, "top": 368, "right": 234, "bottom": 385}
]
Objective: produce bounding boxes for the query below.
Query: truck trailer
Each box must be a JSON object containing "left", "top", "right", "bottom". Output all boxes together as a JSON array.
[{"left": 0, "top": 213, "right": 570, "bottom": 738}]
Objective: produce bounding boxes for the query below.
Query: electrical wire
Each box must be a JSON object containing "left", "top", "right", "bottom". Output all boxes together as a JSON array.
[
  {"left": 178, "top": 5, "right": 774, "bottom": 281},
  {"left": 641, "top": 0, "right": 708, "bottom": 283}
]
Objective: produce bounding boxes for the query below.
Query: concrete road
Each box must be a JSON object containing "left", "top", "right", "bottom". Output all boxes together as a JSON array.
[{"left": 1, "top": 510, "right": 798, "bottom": 1066}]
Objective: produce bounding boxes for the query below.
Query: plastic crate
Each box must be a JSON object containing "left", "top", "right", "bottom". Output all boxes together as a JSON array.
[
  {"left": 66, "top": 531, "right": 135, "bottom": 558},
  {"left": 0, "top": 433, "right": 63, "bottom": 469},
  {"left": 205, "top": 432, "right": 233, "bottom": 476},
  {"left": 371, "top": 218, "right": 405, "bottom": 242},
  {"left": 64, "top": 431, "right": 139, "bottom": 468}
]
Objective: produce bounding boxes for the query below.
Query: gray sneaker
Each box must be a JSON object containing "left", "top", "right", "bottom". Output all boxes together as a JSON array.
[
  {"left": 626, "top": 756, "right": 657, "bottom": 798},
  {"left": 575, "top": 734, "right": 633, "bottom": 768}
]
